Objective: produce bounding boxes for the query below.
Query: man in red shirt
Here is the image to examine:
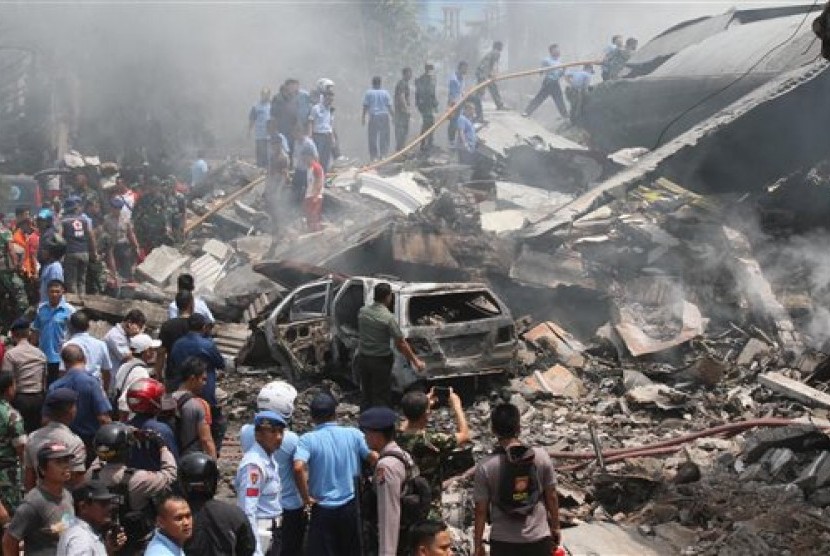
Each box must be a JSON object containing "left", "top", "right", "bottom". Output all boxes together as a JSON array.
[{"left": 301, "top": 145, "right": 324, "bottom": 232}]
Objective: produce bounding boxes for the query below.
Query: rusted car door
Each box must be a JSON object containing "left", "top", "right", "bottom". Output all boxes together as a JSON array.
[{"left": 267, "top": 279, "right": 334, "bottom": 377}]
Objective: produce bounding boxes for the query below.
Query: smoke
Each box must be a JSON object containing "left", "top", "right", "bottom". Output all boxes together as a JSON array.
[{"left": 0, "top": 0, "right": 805, "bottom": 171}]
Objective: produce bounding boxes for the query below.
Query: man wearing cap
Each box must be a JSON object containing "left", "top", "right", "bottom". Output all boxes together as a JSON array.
[
  {"left": 236, "top": 411, "right": 286, "bottom": 556},
  {"left": 57, "top": 483, "right": 126, "bottom": 556},
  {"left": 360, "top": 406, "right": 416, "bottom": 556},
  {"left": 293, "top": 392, "right": 378, "bottom": 556},
  {"left": 357, "top": 282, "right": 425, "bottom": 410},
  {"left": 31, "top": 279, "right": 74, "bottom": 386},
  {"left": 62, "top": 309, "right": 114, "bottom": 393},
  {"left": 102, "top": 195, "right": 140, "bottom": 283},
  {"left": 169, "top": 314, "right": 226, "bottom": 453},
  {"left": 3, "top": 317, "right": 47, "bottom": 433},
  {"left": 104, "top": 309, "right": 146, "bottom": 372},
  {"left": 60, "top": 195, "right": 97, "bottom": 295},
  {"left": 24, "top": 388, "right": 86, "bottom": 491},
  {"left": 113, "top": 333, "right": 160, "bottom": 417},
  {"left": 49, "top": 344, "right": 112, "bottom": 465},
  {"left": 239, "top": 381, "right": 305, "bottom": 555},
  {"left": 3, "top": 442, "right": 75, "bottom": 555}
]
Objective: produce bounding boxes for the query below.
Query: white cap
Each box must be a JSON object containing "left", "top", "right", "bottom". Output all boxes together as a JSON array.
[{"left": 130, "top": 334, "right": 161, "bottom": 353}]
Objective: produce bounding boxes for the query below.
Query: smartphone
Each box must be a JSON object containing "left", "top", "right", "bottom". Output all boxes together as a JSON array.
[{"left": 433, "top": 386, "right": 451, "bottom": 407}]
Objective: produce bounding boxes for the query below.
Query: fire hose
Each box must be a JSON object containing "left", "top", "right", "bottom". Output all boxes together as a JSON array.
[
  {"left": 184, "top": 59, "right": 600, "bottom": 236},
  {"left": 553, "top": 417, "right": 815, "bottom": 472},
  {"left": 360, "top": 58, "right": 601, "bottom": 172},
  {"left": 446, "top": 417, "right": 822, "bottom": 483}
]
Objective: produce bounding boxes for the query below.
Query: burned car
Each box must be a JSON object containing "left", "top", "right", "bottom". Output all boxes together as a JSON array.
[{"left": 263, "top": 276, "right": 518, "bottom": 390}]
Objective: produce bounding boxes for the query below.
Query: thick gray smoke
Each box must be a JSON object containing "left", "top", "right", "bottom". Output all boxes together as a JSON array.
[{"left": 0, "top": 0, "right": 802, "bottom": 170}]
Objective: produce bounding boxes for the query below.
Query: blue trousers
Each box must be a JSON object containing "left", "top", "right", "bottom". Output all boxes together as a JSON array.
[{"left": 367, "top": 113, "right": 390, "bottom": 160}]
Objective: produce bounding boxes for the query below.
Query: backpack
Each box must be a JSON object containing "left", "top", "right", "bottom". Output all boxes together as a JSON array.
[
  {"left": 93, "top": 467, "right": 160, "bottom": 550},
  {"left": 360, "top": 450, "right": 432, "bottom": 543},
  {"left": 161, "top": 392, "right": 199, "bottom": 453},
  {"left": 493, "top": 444, "right": 542, "bottom": 519}
]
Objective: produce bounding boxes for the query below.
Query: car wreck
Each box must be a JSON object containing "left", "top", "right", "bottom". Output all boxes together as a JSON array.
[{"left": 263, "top": 275, "right": 517, "bottom": 390}]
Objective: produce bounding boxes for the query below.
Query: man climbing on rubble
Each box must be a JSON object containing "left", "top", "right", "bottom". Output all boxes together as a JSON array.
[
  {"left": 565, "top": 64, "right": 594, "bottom": 125},
  {"left": 447, "top": 61, "right": 469, "bottom": 147},
  {"left": 456, "top": 102, "right": 479, "bottom": 166},
  {"left": 415, "top": 64, "right": 438, "bottom": 154},
  {"left": 523, "top": 44, "right": 568, "bottom": 119},
  {"left": 399, "top": 388, "right": 471, "bottom": 520},
  {"left": 249, "top": 88, "right": 273, "bottom": 168},
  {"left": 363, "top": 76, "right": 394, "bottom": 162},
  {"left": 474, "top": 40, "right": 507, "bottom": 120},
  {"left": 601, "top": 35, "right": 624, "bottom": 81},
  {"left": 394, "top": 68, "right": 413, "bottom": 152},
  {"left": 291, "top": 125, "right": 318, "bottom": 207},
  {"left": 301, "top": 143, "right": 325, "bottom": 233},
  {"left": 473, "top": 403, "right": 560, "bottom": 556},
  {"left": 308, "top": 90, "right": 335, "bottom": 173},
  {"left": 133, "top": 177, "right": 174, "bottom": 253},
  {"left": 356, "top": 282, "right": 426, "bottom": 409}
]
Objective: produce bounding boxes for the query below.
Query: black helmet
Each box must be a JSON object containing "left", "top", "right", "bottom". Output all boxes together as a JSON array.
[
  {"left": 94, "top": 423, "right": 130, "bottom": 462},
  {"left": 178, "top": 452, "right": 218, "bottom": 497}
]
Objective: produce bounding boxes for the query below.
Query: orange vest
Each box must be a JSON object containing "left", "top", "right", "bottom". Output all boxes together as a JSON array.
[{"left": 11, "top": 229, "right": 36, "bottom": 279}]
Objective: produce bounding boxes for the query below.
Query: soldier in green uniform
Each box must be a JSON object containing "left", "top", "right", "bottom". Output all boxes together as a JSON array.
[
  {"left": 0, "top": 371, "right": 27, "bottom": 524},
  {"left": 0, "top": 220, "right": 28, "bottom": 322},
  {"left": 132, "top": 177, "right": 174, "bottom": 253},
  {"left": 398, "top": 388, "right": 471, "bottom": 520}
]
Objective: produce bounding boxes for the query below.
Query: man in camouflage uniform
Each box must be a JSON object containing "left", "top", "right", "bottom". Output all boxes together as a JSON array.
[
  {"left": 398, "top": 388, "right": 471, "bottom": 519},
  {"left": 0, "top": 219, "right": 29, "bottom": 321},
  {"left": 0, "top": 371, "right": 27, "bottom": 523},
  {"left": 132, "top": 177, "right": 174, "bottom": 253}
]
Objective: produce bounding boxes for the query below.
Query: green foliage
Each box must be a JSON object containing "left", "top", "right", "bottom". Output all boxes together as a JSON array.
[{"left": 361, "top": 0, "right": 428, "bottom": 76}]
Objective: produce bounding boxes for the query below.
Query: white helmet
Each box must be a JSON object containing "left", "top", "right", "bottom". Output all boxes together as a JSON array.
[
  {"left": 316, "top": 77, "right": 334, "bottom": 94},
  {"left": 257, "top": 381, "right": 298, "bottom": 419}
]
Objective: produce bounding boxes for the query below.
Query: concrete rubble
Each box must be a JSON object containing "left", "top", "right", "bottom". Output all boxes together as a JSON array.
[{"left": 72, "top": 6, "right": 830, "bottom": 553}]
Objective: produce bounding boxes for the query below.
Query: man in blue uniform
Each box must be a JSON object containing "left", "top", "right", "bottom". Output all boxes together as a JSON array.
[
  {"left": 293, "top": 392, "right": 378, "bottom": 556},
  {"left": 362, "top": 76, "right": 394, "bottom": 161},
  {"left": 236, "top": 410, "right": 286, "bottom": 556},
  {"left": 249, "top": 88, "right": 272, "bottom": 168}
]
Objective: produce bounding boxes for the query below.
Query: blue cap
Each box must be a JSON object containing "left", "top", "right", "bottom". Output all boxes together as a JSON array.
[
  {"left": 36, "top": 208, "right": 53, "bottom": 220},
  {"left": 310, "top": 392, "right": 337, "bottom": 419},
  {"left": 10, "top": 318, "right": 30, "bottom": 331},
  {"left": 45, "top": 388, "right": 78, "bottom": 407},
  {"left": 254, "top": 410, "right": 287, "bottom": 428},
  {"left": 63, "top": 196, "right": 81, "bottom": 211},
  {"left": 358, "top": 407, "right": 398, "bottom": 431}
]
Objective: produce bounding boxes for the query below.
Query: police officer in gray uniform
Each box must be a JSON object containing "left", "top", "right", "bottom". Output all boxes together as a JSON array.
[
  {"left": 360, "top": 407, "right": 412, "bottom": 556},
  {"left": 235, "top": 411, "right": 285, "bottom": 556}
]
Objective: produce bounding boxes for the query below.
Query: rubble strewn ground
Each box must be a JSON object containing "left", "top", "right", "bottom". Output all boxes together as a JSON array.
[{"left": 36, "top": 8, "right": 830, "bottom": 552}]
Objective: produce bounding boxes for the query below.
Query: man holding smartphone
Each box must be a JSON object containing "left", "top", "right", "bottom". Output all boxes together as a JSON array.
[
  {"left": 356, "top": 283, "right": 425, "bottom": 410},
  {"left": 398, "top": 387, "right": 471, "bottom": 519},
  {"left": 57, "top": 482, "right": 126, "bottom": 555}
]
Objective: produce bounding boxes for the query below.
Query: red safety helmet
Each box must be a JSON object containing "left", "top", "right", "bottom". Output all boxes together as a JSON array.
[{"left": 126, "top": 378, "right": 165, "bottom": 414}]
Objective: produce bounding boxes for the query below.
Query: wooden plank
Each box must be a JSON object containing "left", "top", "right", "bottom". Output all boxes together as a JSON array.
[{"left": 759, "top": 372, "right": 830, "bottom": 410}]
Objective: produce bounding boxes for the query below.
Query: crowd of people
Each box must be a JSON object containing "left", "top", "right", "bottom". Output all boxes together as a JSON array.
[
  {"left": 0, "top": 166, "right": 188, "bottom": 322},
  {"left": 0, "top": 277, "right": 561, "bottom": 556}
]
